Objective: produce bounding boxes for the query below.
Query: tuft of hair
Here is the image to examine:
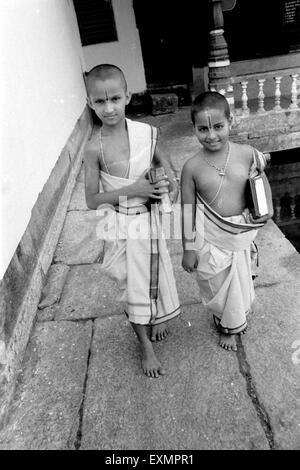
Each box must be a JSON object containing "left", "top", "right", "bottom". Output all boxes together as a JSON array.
[
  {"left": 191, "top": 91, "right": 230, "bottom": 124},
  {"left": 85, "top": 64, "right": 127, "bottom": 92}
]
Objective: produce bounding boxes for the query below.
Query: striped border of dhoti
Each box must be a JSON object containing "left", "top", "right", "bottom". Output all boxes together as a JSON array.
[
  {"left": 213, "top": 314, "right": 248, "bottom": 335},
  {"left": 196, "top": 193, "right": 264, "bottom": 234},
  {"left": 124, "top": 305, "right": 181, "bottom": 326},
  {"left": 149, "top": 207, "right": 159, "bottom": 324},
  {"left": 151, "top": 305, "right": 181, "bottom": 325},
  {"left": 115, "top": 202, "right": 151, "bottom": 215}
]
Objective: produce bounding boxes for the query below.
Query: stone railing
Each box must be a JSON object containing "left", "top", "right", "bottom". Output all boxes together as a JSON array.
[
  {"left": 273, "top": 193, "right": 300, "bottom": 225},
  {"left": 227, "top": 67, "right": 300, "bottom": 153},
  {"left": 230, "top": 67, "right": 299, "bottom": 117}
]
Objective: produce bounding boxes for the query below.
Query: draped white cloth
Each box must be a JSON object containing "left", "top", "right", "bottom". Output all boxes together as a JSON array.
[
  {"left": 97, "top": 119, "right": 180, "bottom": 325},
  {"left": 194, "top": 148, "right": 267, "bottom": 334}
]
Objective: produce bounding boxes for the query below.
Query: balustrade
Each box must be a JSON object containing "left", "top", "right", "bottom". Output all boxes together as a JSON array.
[
  {"left": 273, "top": 193, "right": 300, "bottom": 224},
  {"left": 231, "top": 68, "right": 299, "bottom": 117}
]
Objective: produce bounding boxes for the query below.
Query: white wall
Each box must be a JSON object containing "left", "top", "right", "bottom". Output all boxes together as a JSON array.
[
  {"left": 0, "top": 0, "right": 87, "bottom": 279},
  {"left": 82, "top": 0, "right": 146, "bottom": 93}
]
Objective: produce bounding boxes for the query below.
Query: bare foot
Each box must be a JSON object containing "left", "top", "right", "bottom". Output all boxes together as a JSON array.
[
  {"left": 239, "top": 325, "right": 248, "bottom": 335},
  {"left": 151, "top": 323, "right": 169, "bottom": 342},
  {"left": 220, "top": 333, "right": 237, "bottom": 351},
  {"left": 141, "top": 340, "right": 166, "bottom": 378}
]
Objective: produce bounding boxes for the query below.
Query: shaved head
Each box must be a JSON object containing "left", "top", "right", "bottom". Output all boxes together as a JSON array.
[
  {"left": 191, "top": 91, "right": 230, "bottom": 124},
  {"left": 85, "top": 64, "right": 127, "bottom": 94}
]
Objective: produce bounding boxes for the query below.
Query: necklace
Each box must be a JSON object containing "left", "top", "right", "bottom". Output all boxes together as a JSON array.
[
  {"left": 203, "top": 142, "right": 230, "bottom": 177},
  {"left": 205, "top": 143, "right": 231, "bottom": 207},
  {"left": 99, "top": 127, "right": 130, "bottom": 179}
]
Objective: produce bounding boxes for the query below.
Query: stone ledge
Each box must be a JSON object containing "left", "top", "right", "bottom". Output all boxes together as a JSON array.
[
  {"left": 38, "top": 264, "right": 70, "bottom": 309},
  {"left": 254, "top": 220, "right": 300, "bottom": 286},
  {"left": 55, "top": 264, "right": 121, "bottom": 321},
  {"left": 53, "top": 211, "right": 105, "bottom": 265},
  {"left": 230, "top": 109, "right": 300, "bottom": 152},
  {"left": 230, "top": 130, "right": 300, "bottom": 153},
  {"left": 248, "top": 127, "right": 288, "bottom": 139},
  {"left": 241, "top": 280, "right": 300, "bottom": 449}
]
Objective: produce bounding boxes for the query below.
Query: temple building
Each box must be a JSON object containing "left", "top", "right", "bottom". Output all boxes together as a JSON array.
[
  {"left": 73, "top": 0, "right": 300, "bottom": 245},
  {"left": 0, "top": 0, "right": 299, "bottom": 424}
]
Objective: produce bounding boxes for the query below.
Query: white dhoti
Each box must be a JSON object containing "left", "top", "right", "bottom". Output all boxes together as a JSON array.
[
  {"left": 97, "top": 119, "right": 180, "bottom": 325},
  {"left": 194, "top": 193, "right": 265, "bottom": 334}
]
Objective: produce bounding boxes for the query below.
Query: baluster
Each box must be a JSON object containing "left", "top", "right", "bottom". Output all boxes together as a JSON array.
[
  {"left": 257, "top": 79, "right": 266, "bottom": 113},
  {"left": 273, "top": 76, "right": 282, "bottom": 112},
  {"left": 289, "top": 74, "right": 299, "bottom": 110},
  {"left": 291, "top": 196, "right": 296, "bottom": 220},
  {"left": 241, "top": 81, "right": 249, "bottom": 116},
  {"left": 274, "top": 198, "right": 281, "bottom": 223}
]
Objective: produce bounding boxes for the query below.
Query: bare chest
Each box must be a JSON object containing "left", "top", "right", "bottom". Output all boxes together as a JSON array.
[
  {"left": 99, "top": 134, "right": 130, "bottom": 178},
  {"left": 195, "top": 159, "right": 250, "bottom": 214}
]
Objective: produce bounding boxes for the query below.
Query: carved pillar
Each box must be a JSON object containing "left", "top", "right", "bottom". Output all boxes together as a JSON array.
[{"left": 208, "top": 0, "right": 233, "bottom": 107}]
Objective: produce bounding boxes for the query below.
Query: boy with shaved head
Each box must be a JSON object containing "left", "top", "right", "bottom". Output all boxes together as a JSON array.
[
  {"left": 181, "top": 91, "right": 273, "bottom": 352},
  {"left": 84, "top": 64, "right": 180, "bottom": 377}
]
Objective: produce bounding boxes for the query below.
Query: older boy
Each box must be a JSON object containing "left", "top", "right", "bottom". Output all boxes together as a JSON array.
[
  {"left": 181, "top": 91, "right": 273, "bottom": 352},
  {"left": 84, "top": 64, "right": 180, "bottom": 377}
]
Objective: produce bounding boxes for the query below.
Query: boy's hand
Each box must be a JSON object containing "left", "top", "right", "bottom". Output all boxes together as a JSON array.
[
  {"left": 134, "top": 173, "right": 169, "bottom": 199},
  {"left": 182, "top": 250, "right": 198, "bottom": 273}
]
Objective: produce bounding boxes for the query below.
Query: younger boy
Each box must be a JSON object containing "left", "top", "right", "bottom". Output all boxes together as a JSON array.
[
  {"left": 84, "top": 64, "right": 180, "bottom": 377},
  {"left": 181, "top": 91, "right": 273, "bottom": 352}
]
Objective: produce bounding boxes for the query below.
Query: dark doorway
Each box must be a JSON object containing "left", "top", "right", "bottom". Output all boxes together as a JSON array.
[
  {"left": 223, "top": 0, "right": 292, "bottom": 61},
  {"left": 133, "top": 0, "right": 194, "bottom": 88}
]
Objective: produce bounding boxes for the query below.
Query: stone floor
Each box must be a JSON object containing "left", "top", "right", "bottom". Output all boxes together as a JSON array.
[{"left": 0, "top": 109, "right": 300, "bottom": 450}]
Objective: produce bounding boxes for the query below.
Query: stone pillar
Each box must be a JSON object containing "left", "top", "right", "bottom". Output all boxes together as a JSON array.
[{"left": 208, "top": 0, "right": 234, "bottom": 107}]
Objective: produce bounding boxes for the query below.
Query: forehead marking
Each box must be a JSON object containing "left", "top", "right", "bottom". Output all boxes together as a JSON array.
[{"left": 205, "top": 109, "right": 213, "bottom": 128}]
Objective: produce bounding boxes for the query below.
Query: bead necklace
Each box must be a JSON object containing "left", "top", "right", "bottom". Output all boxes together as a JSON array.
[
  {"left": 99, "top": 127, "right": 130, "bottom": 179},
  {"left": 205, "top": 142, "right": 231, "bottom": 207},
  {"left": 203, "top": 142, "right": 230, "bottom": 177}
]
